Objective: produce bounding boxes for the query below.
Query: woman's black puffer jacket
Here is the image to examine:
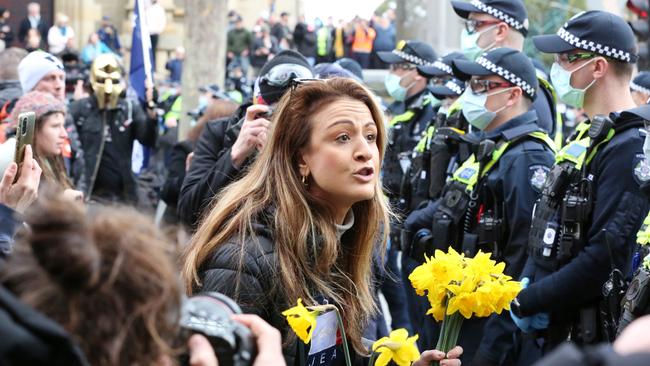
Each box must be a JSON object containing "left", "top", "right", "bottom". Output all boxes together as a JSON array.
[
  {"left": 196, "top": 218, "right": 301, "bottom": 364},
  {"left": 195, "top": 215, "right": 370, "bottom": 366}
]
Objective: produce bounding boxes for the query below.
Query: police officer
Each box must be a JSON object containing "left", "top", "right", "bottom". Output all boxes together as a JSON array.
[
  {"left": 375, "top": 40, "right": 438, "bottom": 337},
  {"left": 399, "top": 51, "right": 471, "bottom": 346},
  {"left": 413, "top": 48, "right": 556, "bottom": 364},
  {"left": 400, "top": 51, "right": 469, "bottom": 212},
  {"left": 377, "top": 40, "right": 438, "bottom": 211},
  {"left": 451, "top": 0, "right": 563, "bottom": 143},
  {"left": 630, "top": 72, "right": 650, "bottom": 107},
  {"left": 615, "top": 105, "right": 650, "bottom": 337},
  {"left": 509, "top": 10, "right": 650, "bottom": 365}
]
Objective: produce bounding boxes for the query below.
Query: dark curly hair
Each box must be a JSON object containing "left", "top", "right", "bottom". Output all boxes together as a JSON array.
[{"left": 0, "top": 194, "right": 181, "bottom": 365}]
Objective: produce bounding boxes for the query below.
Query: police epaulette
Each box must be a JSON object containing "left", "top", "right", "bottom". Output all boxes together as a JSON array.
[{"left": 500, "top": 123, "right": 540, "bottom": 141}]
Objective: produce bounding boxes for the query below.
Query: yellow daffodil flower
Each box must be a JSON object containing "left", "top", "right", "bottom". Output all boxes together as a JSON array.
[
  {"left": 282, "top": 298, "right": 318, "bottom": 343},
  {"left": 371, "top": 328, "right": 420, "bottom": 366},
  {"left": 409, "top": 255, "right": 437, "bottom": 296}
]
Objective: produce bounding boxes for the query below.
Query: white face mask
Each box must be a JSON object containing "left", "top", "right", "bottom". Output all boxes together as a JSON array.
[
  {"left": 461, "top": 87, "right": 513, "bottom": 130},
  {"left": 384, "top": 70, "right": 417, "bottom": 102},
  {"left": 460, "top": 25, "right": 497, "bottom": 61},
  {"left": 550, "top": 58, "right": 598, "bottom": 108}
]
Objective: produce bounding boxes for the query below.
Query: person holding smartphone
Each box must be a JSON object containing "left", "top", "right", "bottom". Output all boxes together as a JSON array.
[{"left": 10, "top": 91, "right": 82, "bottom": 201}]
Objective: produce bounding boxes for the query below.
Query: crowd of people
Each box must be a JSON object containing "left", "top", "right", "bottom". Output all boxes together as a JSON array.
[
  {"left": 3, "top": 0, "right": 650, "bottom": 365},
  {"left": 226, "top": 9, "right": 396, "bottom": 77},
  {"left": 0, "top": 3, "right": 125, "bottom": 63}
]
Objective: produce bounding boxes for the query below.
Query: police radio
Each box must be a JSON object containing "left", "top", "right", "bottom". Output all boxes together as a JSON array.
[{"left": 617, "top": 266, "right": 650, "bottom": 335}]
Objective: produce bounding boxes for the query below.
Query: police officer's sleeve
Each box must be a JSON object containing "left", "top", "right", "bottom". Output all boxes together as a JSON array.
[
  {"left": 178, "top": 119, "right": 241, "bottom": 230},
  {"left": 403, "top": 199, "right": 440, "bottom": 235},
  {"left": 131, "top": 101, "right": 157, "bottom": 147},
  {"left": 477, "top": 147, "right": 554, "bottom": 362},
  {"left": 518, "top": 132, "right": 649, "bottom": 315}
]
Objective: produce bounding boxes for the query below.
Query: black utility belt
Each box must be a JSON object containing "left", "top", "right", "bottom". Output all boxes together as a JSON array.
[
  {"left": 404, "top": 188, "right": 505, "bottom": 263},
  {"left": 528, "top": 204, "right": 591, "bottom": 271}
]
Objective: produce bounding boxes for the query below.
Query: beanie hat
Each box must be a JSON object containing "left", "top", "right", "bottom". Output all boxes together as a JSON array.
[
  {"left": 258, "top": 50, "right": 313, "bottom": 104},
  {"left": 314, "top": 63, "right": 359, "bottom": 81},
  {"left": 334, "top": 58, "right": 364, "bottom": 81},
  {"left": 259, "top": 49, "right": 312, "bottom": 77},
  {"left": 10, "top": 91, "right": 66, "bottom": 129},
  {"left": 18, "top": 51, "right": 64, "bottom": 94}
]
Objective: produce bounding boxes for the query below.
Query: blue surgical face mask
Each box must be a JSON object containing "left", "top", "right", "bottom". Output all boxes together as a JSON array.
[
  {"left": 550, "top": 59, "right": 598, "bottom": 108},
  {"left": 430, "top": 95, "right": 442, "bottom": 108},
  {"left": 460, "top": 25, "right": 497, "bottom": 61},
  {"left": 385, "top": 71, "right": 416, "bottom": 102},
  {"left": 461, "top": 87, "right": 512, "bottom": 130}
]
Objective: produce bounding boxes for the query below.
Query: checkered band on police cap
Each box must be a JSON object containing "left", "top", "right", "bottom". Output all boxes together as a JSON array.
[
  {"left": 432, "top": 60, "right": 453, "bottom": 75},
  {"left": 445, "top": 80, "right": 464, "bottom": 95},
  {"left": 391, "top": 49, "right": 434, "bottom": 66},
  {"left": 556, "top": 26, "right": 633, "bottom": 62},
  {"left": 631, "top": 80, "right": 650, "bottom": 95},
  {"left": 475, "top": 55, "right": 536, "bottom": 97},
  {"left": 470, "top": 0, "right": 528, "bottom": 32}
]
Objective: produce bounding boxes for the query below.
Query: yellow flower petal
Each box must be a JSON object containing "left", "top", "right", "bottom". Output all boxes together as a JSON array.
[
  {"left": 371, "top": 329, "right": 420, "bottom": 366},
  {"left": 375, "top": 350, "right": 393, "bottom": 366},
  {"left": 282, "top": 298, "right": 318, "bottom": 343}
]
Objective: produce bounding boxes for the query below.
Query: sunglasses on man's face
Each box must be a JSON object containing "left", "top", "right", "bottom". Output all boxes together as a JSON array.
[
  {"left": 464, "top": 19, "right": 502, "bottom": 34},
  {"left": 430, "top": 76, "right": 451, "bottom": 86},
  {"left": 554, "top": 52, "right": 597, "bottom": 65},
  {"left": 390, "top": 63, "right": 417, "bottom": 72},
  {"left": 469, "top": 79, "right": 513, "bottom": 95}
]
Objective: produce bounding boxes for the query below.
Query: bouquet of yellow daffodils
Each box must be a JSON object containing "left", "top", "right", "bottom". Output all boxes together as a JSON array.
[{"left": 408, "top": 247, "right": 521, "bottom": 356}]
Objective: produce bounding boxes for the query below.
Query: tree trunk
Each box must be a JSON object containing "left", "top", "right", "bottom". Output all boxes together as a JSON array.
[{"left": 179, "top": 0, "right": 228, "bottom": 140}]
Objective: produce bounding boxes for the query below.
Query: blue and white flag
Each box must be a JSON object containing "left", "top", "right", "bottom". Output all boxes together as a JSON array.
[{"left": 129, "top": 0, "right": 153, "bottom": 174}]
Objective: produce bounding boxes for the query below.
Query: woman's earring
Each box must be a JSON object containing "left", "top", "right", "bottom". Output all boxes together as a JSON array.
[{"left": 301, "top": 174, "right": 308, "bottom": 185}]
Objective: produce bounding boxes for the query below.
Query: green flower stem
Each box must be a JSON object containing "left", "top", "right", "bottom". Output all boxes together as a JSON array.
[
  {"left": 307, "top": 304, "right": 353, "bottom": 366},
  {"left": 368, "top": 350, "right": 379, "bottom": 366},
  {"left": 432, "top": 302, "right": 464, "bottom": 366},
  {"left": 367, "top": 343, "right": 401, "bottom": 366}
]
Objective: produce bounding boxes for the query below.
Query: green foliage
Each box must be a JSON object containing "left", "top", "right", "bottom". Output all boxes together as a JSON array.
[{"left": 524, "top": 0, "right": 587, "bottom": 67}]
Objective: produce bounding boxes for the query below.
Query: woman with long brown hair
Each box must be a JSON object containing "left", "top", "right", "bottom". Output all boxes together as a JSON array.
[{"left": 182, "top": 77, "right": 391, "bottom": 364}]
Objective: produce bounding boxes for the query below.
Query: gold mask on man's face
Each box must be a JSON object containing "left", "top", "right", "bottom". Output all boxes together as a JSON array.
[{"left": 90, "top": 54, "right": 124, "bottom": 109}]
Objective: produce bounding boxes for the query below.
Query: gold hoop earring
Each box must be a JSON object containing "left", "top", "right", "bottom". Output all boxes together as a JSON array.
[{"left": 301, "top": 174, "right": 308, "bottom": 185}]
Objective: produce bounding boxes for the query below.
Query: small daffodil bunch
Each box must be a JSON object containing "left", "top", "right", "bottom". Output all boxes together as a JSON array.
[
  {"left": 281, "top": 298, "right": 318, "bottom": 343},
  {"left": 282, "top": 298, "right": 353, "bottom": 366},
  {"left": 370, "top": 328, "right": 420, "bottom": 366}
]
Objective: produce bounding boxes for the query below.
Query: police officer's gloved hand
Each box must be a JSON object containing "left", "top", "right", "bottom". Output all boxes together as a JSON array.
[{"left": 510, "top": 278, "right": 550, "bottom": 332}]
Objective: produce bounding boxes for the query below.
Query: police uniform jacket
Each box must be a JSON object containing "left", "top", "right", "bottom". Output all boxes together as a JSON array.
[
  {"left": 518, "top": 112, "right": 650, "bottom": 317},
  {"left": 404, "top": 110, "right": 555, "bottom": 362},
  {"left": 383, "top": 88, "right": 436, "bottom": 198}
]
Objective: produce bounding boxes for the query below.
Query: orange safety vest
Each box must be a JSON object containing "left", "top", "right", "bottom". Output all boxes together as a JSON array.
[{"left": 351, "top": 25, "right": 375, "bottom": 53}]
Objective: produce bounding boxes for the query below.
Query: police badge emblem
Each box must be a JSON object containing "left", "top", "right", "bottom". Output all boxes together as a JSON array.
[
  {"left": 529, "top": 165, "right": 549, "bottom": 192},
  {"left": 634, "top": 156, "right": 650, "bottom": 183}
]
